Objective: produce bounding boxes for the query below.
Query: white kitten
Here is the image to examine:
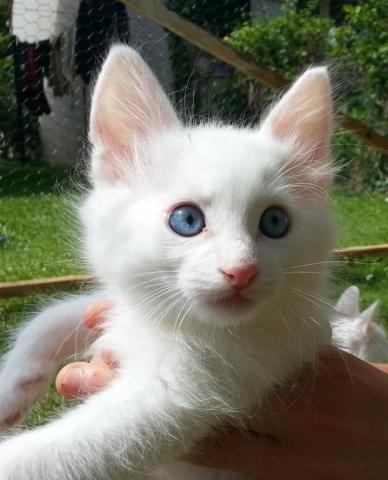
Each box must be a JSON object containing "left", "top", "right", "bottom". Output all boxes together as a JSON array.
[
  {"left": 332, "top": 285, "right": 388, "bottom": 362},
  {"left": 0, "top": 46, "right": 335, "bottom": 479}
]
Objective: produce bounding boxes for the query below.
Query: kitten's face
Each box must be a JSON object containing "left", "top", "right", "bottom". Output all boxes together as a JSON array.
[
  {"left": 84, "top": 126, "right": 334, "bottom": 327},
  {"left": 83, "top": 47, "right": 335, "bottom": 329}
]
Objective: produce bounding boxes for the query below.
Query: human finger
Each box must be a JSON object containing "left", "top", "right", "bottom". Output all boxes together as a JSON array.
[
  {"left": 83, "top": 300, "right": 114, "bottom": 331},
  {"left": 56, "top": 355, "right": 116, "bottom": 399}
]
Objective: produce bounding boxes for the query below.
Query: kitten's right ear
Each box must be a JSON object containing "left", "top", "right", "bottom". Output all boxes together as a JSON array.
[
  {"left": 260, "top": 67, "right": 333, "bottom": 191},
  {"left": 89, "top": 46, "right": 180, "bottom": 182}
]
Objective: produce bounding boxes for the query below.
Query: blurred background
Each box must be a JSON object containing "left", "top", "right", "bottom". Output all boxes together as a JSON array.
[{"left": 0, "top": 0, "right": 388, "bottom": 422}]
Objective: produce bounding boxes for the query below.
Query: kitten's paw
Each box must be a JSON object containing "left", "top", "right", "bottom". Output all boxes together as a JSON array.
[{"left": 0, "top": 369, "right": 50, "bottom": 429}]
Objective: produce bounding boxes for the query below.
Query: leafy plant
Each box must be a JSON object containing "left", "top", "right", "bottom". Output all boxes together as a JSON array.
[
  {"left": 328, "top": 0, "right": 388, "bottom": 190},
  {"left": 224, "top": 0, "right": 388, "bottom": 191},
  {"left": 167, "top": 0, "right": 251, "bottom": 122}
]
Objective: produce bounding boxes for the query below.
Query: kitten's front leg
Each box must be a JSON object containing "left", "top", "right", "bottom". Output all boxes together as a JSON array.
[
  {"left": 0, "top": 293, "right": 101, "bottom": 428},
  {"left": 0, "top": 371, "right": 211, "bottom": 480}
]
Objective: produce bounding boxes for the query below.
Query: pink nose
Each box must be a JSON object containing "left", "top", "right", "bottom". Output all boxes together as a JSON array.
[{"left": 220, "top": 264, "right": 259, "bottom": 290}]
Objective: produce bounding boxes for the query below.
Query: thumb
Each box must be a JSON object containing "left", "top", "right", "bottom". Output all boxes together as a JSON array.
[{"left": 56, "top": 356, "right": 116, "bottom": 399}]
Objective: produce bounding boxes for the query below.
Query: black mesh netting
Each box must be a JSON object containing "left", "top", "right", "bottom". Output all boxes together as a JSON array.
[{"left": 0, "top": 0, "right": 387, "bottom": 290}]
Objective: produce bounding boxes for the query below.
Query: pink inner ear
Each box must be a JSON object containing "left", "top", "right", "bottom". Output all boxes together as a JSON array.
[
  {"left": 271, "top": 90, "right": 332, "bottom": 146},
  {"left": 261, "top": 68, "right": 333, "bottom": 192},
  {"left": 94, "top": 150, "right": 129, "bottom": 184},
  {"left": 93, "top": 73, "right": 177, "bottom": 152},
  {"left": 89, "top": 46, "right": 180, "bottom": 183},
  {"left": 96, "top": 72, "right": 177, "bottom": 153},
  {"left": 271, "top": 89, "right": 332, "bottom": 161}
]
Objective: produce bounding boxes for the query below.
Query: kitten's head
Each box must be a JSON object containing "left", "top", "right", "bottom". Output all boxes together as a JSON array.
[
  {"left": 334, "top": 286, "right": 388, "bottom": 362},
  {"left": 82, "top": 46, "right": 335, "bottom": 329}
]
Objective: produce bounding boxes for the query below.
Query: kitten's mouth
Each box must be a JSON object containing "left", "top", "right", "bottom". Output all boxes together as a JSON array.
[{"left": 206, "top": 291, "right": 254, "bottom": 309}]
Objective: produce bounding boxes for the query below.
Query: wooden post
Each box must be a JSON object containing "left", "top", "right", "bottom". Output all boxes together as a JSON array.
[{"left": 121, "top": 0, "right": 388, "bottom": 153}]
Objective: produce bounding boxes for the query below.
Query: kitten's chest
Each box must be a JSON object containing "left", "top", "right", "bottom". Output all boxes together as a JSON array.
[{"left": 93, "top": 312, "right": 328, "bottom": 413}]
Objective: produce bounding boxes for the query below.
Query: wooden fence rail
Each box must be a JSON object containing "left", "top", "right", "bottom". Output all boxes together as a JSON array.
[
  {"left": 1, "top": 244, "right": 388, "bottom": 299},
  {"left": 121, "top": 0, "right": 388, "bottom": 153},
  {"left": 0, "top": 275, "right": 92, "bottom": 300}
]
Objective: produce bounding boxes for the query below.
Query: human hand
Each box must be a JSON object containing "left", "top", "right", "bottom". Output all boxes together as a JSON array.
[
  {"left": 55, "top": 301, "right": 117, "bottom": 398},
  {"left": 57, "top": 307, "right": 388, "bottom": 480},
  {"left": 186, "top": 347, "right": 388, "bottom": 479}
]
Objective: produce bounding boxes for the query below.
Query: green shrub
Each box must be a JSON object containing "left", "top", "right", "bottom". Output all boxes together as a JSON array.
[
  {"left": 224, "top": 0, "right": 388, "bottom": 191},
  {"left": 227, "top": 5, "right": 333, "bottom": 79},
  {"left": 329, "top": 0, "right": 388, "bottom": 191},
  {"left": 166, "top": 0, "right": 251, "bottom": 122}
]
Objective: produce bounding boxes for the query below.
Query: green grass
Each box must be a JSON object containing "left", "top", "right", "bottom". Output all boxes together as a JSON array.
[
  {"left": 0, "top": 163, "right": 388, "bottom": 426},
  {"left": 329, "top": 186, "right": 388, "bottom": 325},
  {"left": 0, "top": 162, "right": 84, "bottom": 425},
  {"left": 0, "top": 162, "right": 85, "bottom": 282}
]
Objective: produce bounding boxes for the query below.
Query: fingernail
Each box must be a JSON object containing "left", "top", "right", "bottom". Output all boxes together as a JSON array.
[
  {"left": 20, "top": 375, "right": 45, "bottom": 389},
  {"left": 62, "top": 368, "right": 84, "bottom": 396}
]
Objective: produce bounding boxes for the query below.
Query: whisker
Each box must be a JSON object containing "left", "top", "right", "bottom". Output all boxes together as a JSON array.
[
  {"left": 293, "top": 288, "right": 336, "bottom": 309},
  {"left": 151, "top": 294, "right": 183, "bottom": 329},
  {"left": 292, "top": 289, "right": 335, "bottom": 314},
  {"left": 286, "top": 259, "right": 372, "bottom": 269},
  {"left": 177, "top": 298, "right": 198, "bottom": 333},
  {"left": 142, "top": 291, "right": 182, "bottom": 327}
]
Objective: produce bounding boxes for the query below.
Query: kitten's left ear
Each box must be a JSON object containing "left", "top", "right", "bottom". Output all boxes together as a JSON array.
[{"left": 261, "top": 67, "right": 333, "bottom": 189}]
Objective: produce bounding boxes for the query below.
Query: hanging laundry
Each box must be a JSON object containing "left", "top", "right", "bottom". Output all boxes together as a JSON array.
[
  {"left": 13, "top": 39, "right": 51, "bottom": 116},
  {"left": 50, "top": 36, "right": 70, "bottom": 97},
  {"left": 75, "top": 0, "right": 130, "bottom": 85}
]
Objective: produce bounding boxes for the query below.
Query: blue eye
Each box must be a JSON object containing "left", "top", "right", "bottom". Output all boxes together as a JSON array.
[
  {"left": 169, "top": 205, "right": 206, "bottom": 237},
  {"left": 259, "top": 207, "right": 289, "bottom": 239}
]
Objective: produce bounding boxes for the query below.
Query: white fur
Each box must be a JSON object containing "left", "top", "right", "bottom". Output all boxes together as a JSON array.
[
  {"left": 0, "top": 293, "right": 101, "bottom": 427},
  {"left": 0, "top": 47, "right": 336, "bottom": 479},
  {"left": 332, "top": 285, "right": 388, "bottom": 362}
]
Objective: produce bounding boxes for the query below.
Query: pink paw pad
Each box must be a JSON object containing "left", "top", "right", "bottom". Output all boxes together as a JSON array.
[
  {"left": 19, "top": 375, "right": 45, "bottom": 389},
  {"left": 3, "top": 411, "right": 24, "bottom": 428}
]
